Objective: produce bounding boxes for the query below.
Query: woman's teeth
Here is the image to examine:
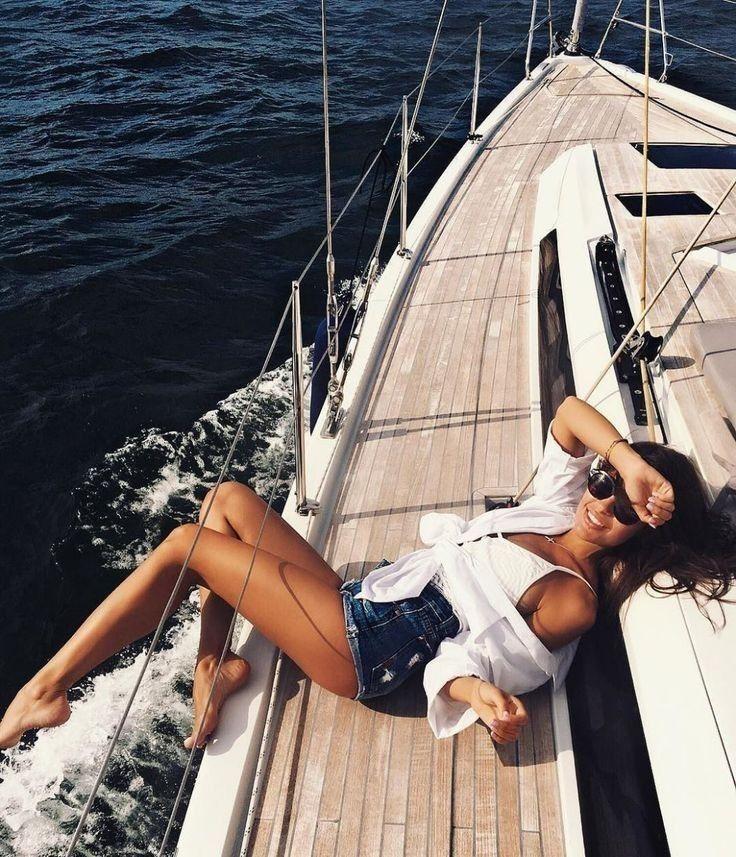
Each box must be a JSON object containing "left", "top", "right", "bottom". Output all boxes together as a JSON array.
[{"left": 586, "top": 509, "right": 606, "bottom": 530}]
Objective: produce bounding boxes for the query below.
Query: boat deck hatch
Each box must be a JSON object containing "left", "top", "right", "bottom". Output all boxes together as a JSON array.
[
  {"left": 632, "top": 143, "right": 736, "bottom": 169},
  {"left": 616, "top": 191, "right": 713, "bottom": 217}
]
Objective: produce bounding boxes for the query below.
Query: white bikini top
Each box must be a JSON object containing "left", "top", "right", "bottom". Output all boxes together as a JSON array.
[
  {"left": 432, "top": 532, "right": 597, "bottom": 627},
  {"left": 463, "top": 533, "right": 598, "bottom": 603}
]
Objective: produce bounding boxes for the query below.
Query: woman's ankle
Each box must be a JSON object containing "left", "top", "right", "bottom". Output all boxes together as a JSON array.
[
  {"left": 195, "top": 649, "right": 235, "bottom": 669},
  {"left": 25, "top": 669, "right": 68, "bottom": 701}
]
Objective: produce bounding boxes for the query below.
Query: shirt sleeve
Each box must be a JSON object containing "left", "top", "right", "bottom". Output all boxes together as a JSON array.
[
  {"left": 529, "top": 419, "right": 597, "bottom": 509},
  {"left": 423, "top": 632, "right": 492, "bottom": 739}
]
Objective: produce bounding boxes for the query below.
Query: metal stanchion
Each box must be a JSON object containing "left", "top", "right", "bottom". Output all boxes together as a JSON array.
[
  {"left": 291, "top": 280, "right": 319, "bottom": 515},
  {"left": 398, "top": 95, "right": 412, "bottom": 257},
  {"left": 469, "top": 24, "right": 483, "bottom": 141}
]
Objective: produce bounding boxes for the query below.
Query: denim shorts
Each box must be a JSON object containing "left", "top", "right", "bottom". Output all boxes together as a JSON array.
[{"left": 340, "top": 571, "right": 461, "bottom": 700}]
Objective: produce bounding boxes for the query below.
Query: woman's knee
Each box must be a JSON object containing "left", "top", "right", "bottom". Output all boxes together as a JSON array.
[
  {"left": 162, "top": 523, "right": 201, "bottom": 565},
  {"left": 199, "top": 481, "right": 256, "bottom": 522}
]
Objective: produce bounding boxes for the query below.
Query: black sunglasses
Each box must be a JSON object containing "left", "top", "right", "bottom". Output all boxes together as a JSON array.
[{"left": 586, "top": 457, "right": 641, "bottom": 526}]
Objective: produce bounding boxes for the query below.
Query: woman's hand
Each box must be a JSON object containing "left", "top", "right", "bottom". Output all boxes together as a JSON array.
[
  {"left": 469, "top": 679, "right": 528, "bottom": 744},
  {"left": 612, "top": 448, "right": 675, "bottom": 527}
]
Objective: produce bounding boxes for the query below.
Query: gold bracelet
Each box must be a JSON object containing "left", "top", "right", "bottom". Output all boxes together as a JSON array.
[{"left": 604, "top": 437, "right": 627, "bottom": 464}]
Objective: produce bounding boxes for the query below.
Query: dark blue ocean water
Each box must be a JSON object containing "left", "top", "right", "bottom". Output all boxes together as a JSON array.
[{"left": 0, "top": 1, "right": 734, "bottom": 853}]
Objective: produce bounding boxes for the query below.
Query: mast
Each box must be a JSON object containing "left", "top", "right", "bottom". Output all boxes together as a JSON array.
[{"left": 567, "top": 0, "right": 588, "bottom": 54}]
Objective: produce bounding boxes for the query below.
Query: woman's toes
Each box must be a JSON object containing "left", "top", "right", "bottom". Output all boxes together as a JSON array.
[{"left": 185, "top": 654, "right": 251, "bottom": 750}]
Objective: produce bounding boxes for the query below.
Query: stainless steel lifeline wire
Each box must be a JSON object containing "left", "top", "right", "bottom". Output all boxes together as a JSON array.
[
  {"left": 64, "top": 42, "right": 462, "bottom": 847},
  {"left": 157, "top": 417, "right": 295, "bottom": 855},
  {"left": 409, "top": 32, "right": 531, "bottom": 178},
  {"left": 597, "top": 3, "right": 736, "bottom": 66},
  {"left": 513, "top": 171, "right": 736, "bottom": 503},
  {"left": 156, "top": 290, "right": 368, "bottom": 855},
  {"left": 65, "top": 280, "right": 364, "bottom": 856},
  {"left": 371, "top": 28, "right": 533, "bottom": 271},
  {"left": 62, "top": 123, "right": 403, "bottom": 841},
  {"left": 62, "top": 294, "right": 295, "bottom": 857},
  {"left": 616, "top": 18, "right": 736, "bottom": 65},
  {"left": 325, "top": 0, "right": 453, "bottom": 400},
  {"left": 320, "top": 0, "right": 341, "bottom": 423},
  {"left": 339, "top": 23, "right": 541, "bottom": 401},
  {"left": 404, "top": 0, "right": 520, "bottom": 101},
  {"left": 369, "top": 0, "right": 450, "bottom": 266},
  {"left": 292, "top": 102, "right": 403, "bottom": 289},
  {"left": 638, "top": 0, "right": 657, "bottom": 441}
]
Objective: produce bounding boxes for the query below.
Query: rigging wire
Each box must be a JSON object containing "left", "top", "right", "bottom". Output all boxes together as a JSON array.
[
  {"left": 371, "top": 0, "right": 450, "bottom": 264},
  {"left": 405, "top": 0, "right": 520, "bottom": 100},
  {"left": 320, "top": 0, "right": 340, "bottom": 405},
  {"left": 514, "top": 171, "right": 736, "bottom": 502},
  {"left": 589, "top": 55, "right": 736, "bottom": 139},
  {"left": 342, "top": 26, "right": 538, "bottom": 379},
  {"left": 157, "top": 421, "right": 296, "bottom": 855},
  {"left": 62, "top": 295, "right": 295, "bottom": 856},
  {"left": 66, "top": 279, "right": 364, "bottom": 855},
  {"left": 409, "top": 33, "right": 530, "bottom": 178},
  {"left": 64, "top": 66, "right": 406, "bottom": 857},
  {"left": 613, "top": 16, "right": 736, "bottom": 65},
  {"left": 350, "top": 147, "right": 392, "bottom": 282},
  {"left": 375, "top": 30, "right": 529, "bottom": 263},
  {"left": 156, "top": 287, "right": 370, "bottom": 854},
  {"left": 639, "top": 0, "right": 657, "bottom": 441},
  {"left": 294, "top": 102, "right": 403, "bottom": 288}
]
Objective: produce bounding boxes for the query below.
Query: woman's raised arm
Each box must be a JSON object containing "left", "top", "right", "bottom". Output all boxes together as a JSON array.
[
  {"left": 553, "top": 396, "right": 675, "bottom": 527},
  {"left": 552, "top": 396, "right": 631, "bottom": 463}
]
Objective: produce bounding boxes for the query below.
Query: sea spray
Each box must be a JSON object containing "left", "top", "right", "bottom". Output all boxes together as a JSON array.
[
  {"left": 0, "top": 352, "right": 309, "bottom": 856},
  {"left": 0, "top": 616, "right": 199, "bottom": 857}
]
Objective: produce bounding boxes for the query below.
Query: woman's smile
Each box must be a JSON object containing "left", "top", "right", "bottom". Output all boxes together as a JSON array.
[{"left": 584, "top": 505, "right": 608, "bottom": 531}]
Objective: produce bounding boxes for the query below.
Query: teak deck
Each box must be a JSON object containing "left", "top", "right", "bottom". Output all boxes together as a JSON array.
[{"left": 247, "top": 60, "right": 736, "bottom": 856}]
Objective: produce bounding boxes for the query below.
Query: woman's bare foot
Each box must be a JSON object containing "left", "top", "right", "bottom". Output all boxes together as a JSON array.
[
  {"left": 0, "top": 681, "right": 71, "bottom": 749},
  {"left": 184, "top": 653, "right": 251, "bottom": 750}
]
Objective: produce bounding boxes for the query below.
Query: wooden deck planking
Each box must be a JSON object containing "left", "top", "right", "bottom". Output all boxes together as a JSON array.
[
  {"left": 403, "top": 715, "right": 434, "bottom": 857},
  {"left": 313, "top": 821, "right": 339, "bottom": 857},
  {"left": 428, "top": 733, "right": 454, "bottom": 854},
  {"left": 523, "top": 830, "right": 544, "bottom": 857},
  {"left": 319, "top": 697, "right": 357, "bottom": 822},
  {"left": 452, "top": 721, "right": 476, "bottom": 830},
  {"left": 357, "top": 707, "right": 394, "bottom": 856},
  {"left": 334, "top": 698, "right": 376, "bottom": 857},
  {"left": 528, "top": 687, "right": 564, "bottom": 857},
  {"left": 287, "top": 688, "right": 339, "bottom": 854},
  {"left": 474, "top": 724, "right": 499, "bottom": 857},
  {"left": 248, "top": 58, "right": 736, "bottom": 856},
  {"left": 496, "top": 741, "right": 523, "bottom": 857},
  {"left": 268, "top": 680, "right": 324, "bottom": 857},
  {"left": 256, "top": 668, "right": 305, "bottom": 822},
  {"left": 518, "top": 705, "right": 541, "bottom": 832},
  {"left": 382, "top": 823, "right": 406, "bottom": 857},
  {"left": 452, "top": 827, "right": 475, "bottom": 857}
]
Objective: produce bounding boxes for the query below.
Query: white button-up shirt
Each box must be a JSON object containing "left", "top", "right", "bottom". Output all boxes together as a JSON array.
[{"left": 357, "top": 423, "right": 596, "bottom": 738}]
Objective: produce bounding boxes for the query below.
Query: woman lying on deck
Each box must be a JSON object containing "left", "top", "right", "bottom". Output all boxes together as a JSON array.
[{"left": 1, "top": 396, "right": 734, "bottom": 749}]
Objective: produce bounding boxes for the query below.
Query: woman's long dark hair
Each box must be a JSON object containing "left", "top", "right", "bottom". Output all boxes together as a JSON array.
[{"left": 596, "top": 441, "right": 736, "bottom": 627}]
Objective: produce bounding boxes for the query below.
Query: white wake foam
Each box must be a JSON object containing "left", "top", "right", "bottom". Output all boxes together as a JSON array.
[{"left": 0, "top": 350, "right": 312, "bottom": 855}]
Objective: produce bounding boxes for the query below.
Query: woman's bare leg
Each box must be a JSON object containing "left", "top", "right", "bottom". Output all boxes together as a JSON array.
[
  {"left": 189, "top": 482, "right": 342, "bottom": 747},
  {"left": 0, "top": 523, "right": 356, "bottom": 749},
  {"left": 199, "top": 482, "right": 341, "bottom": 585}
]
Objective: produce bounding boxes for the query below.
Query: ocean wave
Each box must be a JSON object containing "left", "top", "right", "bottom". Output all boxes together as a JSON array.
[
  {"left": 0, "top": 615, "right": 200, "bottom": 857},
  {"left": 0, "top": 348, "right": 311, "bottom": 855},
  {"left": 55, "top": 351, "right": 307, "bottom": 573}
]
